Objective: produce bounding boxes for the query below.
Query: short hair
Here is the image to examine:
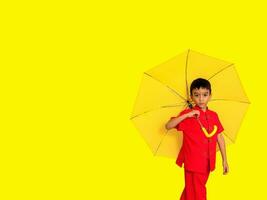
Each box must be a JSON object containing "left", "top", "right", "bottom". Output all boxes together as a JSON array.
[{"left": 190, "top": 78, "right": 211, "bottom": 95}]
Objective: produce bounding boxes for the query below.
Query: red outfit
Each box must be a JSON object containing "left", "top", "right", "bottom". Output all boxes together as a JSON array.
[
  {"left": 171, "top": 105, "right": 224, "bottom": 200},
  {"left": 180, "top": 169, "right": 210, "bottom": 200}
]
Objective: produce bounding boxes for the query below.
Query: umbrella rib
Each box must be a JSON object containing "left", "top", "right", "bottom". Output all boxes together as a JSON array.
[
  {"left": 210, "top": 99, "right": 251, "bottom": 104},
  {"left": 208, "top": 63, "right": 234, "bottom": 80},
  {"left": 210, "top": 98, "right": 249, "bottom": 143},
  {"left": 222, "top": 131, "right": 235, "bottom": 144},
  {"left": 130, "top": 103, "right": 187, "bottom": 120},
  {"left": 190, "top": 50, "right": 235, "bottom": 63},
  {"left": 185, "top": 49, "right": 190, "bottom": 99},
  {"left": 153, "top": 129, "right": 169, "bottom": 156},
  {"left": 144, "top": 72, "right": 187, "bottom": 101}
]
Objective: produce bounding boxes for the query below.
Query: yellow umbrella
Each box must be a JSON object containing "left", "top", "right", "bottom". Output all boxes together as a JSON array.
[{"left": 130, "top": 49, "right": 250, "bottom": 158}]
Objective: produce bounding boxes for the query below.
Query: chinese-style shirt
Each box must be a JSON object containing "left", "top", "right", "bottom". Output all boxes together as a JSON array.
[{"left": 170, "top": 105, "right": 224, "bottom": 173}]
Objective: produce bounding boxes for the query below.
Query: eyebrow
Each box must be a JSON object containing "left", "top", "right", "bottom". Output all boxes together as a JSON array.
[{"left": 193, "top": 92, "right": 209, "bottom": 95}]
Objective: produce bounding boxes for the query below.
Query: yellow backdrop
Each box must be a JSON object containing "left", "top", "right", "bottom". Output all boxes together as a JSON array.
[{"left": 0, "top": 0, "right": 265, "bottom": 199}]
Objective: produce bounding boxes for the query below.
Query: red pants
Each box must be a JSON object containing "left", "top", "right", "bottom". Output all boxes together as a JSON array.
[{"left": 180, "top": 169, "right": 210, "bottom": 200}]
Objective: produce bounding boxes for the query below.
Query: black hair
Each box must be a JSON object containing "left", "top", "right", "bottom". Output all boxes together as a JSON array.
[{"left": 190, "top": 78, "right": 211, "bottom": 95}]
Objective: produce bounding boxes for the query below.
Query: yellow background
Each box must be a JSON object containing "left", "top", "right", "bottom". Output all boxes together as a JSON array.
[{"left": 0, "top": 1, "right": 265, "bottom": 199}]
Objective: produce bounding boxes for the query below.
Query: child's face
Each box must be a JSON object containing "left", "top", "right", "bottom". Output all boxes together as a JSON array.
[{"left": 190, "top": 87, "right": 211, "bottom": 109}]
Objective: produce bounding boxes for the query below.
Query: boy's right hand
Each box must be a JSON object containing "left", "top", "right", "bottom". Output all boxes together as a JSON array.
[{"left": 186, "top": 110, "right": 200, "bottom": 118}]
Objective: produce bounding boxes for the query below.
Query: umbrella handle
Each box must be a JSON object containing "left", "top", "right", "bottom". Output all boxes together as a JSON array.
[
  {"left": 192, "top": 111, "right": 217, "bottom": 138},
  {"left": 201, "top": 125, "right": 218, "bottom": 138}
]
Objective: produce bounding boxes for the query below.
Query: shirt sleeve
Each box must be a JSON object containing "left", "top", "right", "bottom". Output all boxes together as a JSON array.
[
  {"left": 215, "top": 113, "right": 224, "bottom": 134},
  {"left": 170, "top": 109, "right": 189, "bottom": 131}
]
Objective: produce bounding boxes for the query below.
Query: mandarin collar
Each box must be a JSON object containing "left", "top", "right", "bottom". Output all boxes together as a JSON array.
[{"left": 193, "top": 104, "right": 209, "bottom": 113}]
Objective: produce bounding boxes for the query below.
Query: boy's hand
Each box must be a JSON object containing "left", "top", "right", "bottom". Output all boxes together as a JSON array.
[
  {"left": 223, "top": 161, "right": 229, "bottom": 175},
  {"left": 187, "top": 110, "right": 200, "bottom": 118}
]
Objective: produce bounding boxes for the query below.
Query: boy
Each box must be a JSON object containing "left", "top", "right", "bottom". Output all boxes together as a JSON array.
[{"left": 165, "top": 78, "right": 229, "bottom": 200}]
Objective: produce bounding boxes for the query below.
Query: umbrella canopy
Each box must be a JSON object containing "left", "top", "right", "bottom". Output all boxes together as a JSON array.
[{"left": 130, "top": 49, "right": 250, "bottom": 158}]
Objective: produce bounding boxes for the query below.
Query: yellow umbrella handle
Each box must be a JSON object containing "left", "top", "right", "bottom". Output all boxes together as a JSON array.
[{"left": 201, "top": 125, "right": 217, "bottom": 138}]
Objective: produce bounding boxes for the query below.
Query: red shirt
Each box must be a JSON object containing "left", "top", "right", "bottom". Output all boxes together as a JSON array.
[{"left": 170, "top": 105, "right": 224, "bottom": 173}]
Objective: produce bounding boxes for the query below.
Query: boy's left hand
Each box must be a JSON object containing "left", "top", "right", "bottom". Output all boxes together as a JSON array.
[{"left": 223, "top": 161, "right": 229, "bottom": 175}]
